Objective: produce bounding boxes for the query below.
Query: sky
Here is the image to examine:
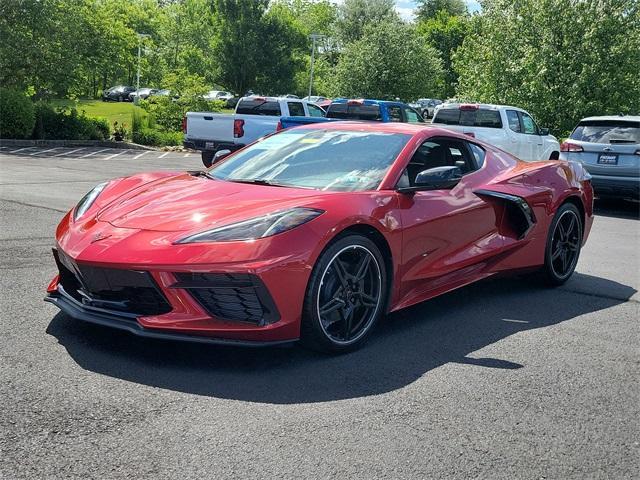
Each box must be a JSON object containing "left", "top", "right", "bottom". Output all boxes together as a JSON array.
[{"left": 394, "top": 1, "right": 482, "bottom": 20}]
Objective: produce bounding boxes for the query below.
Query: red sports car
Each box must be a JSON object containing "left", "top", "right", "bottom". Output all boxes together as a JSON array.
[{"left": 46, "top": 122, "right": 594, "bottom": 352}]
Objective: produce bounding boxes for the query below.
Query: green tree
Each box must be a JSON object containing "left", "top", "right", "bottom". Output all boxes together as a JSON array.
[
  {"left": 334, "top": 22, "right": 444, "bottom": 100},
  {"left": 454, "top": 0, "right": 640, "bottom": 135},
  {"left": 335, "top": 0, "right": 400, "bottom": 44},
  {"left": 418, "top": 11, "right": 469, "bottom": 98},
  {"left": 415, "top": 0, "right": 467, "bottom": 21}
]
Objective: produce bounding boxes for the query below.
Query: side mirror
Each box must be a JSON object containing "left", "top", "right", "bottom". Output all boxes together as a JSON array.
[
  {"left": 213, "top": 149, "right": 231, "bottom": 163},
  {"left": 398, "top": 166, "right": 463, "bottom": 194},
  {"left": 539, "top": 127, "right": 549, "bottom": 136}
]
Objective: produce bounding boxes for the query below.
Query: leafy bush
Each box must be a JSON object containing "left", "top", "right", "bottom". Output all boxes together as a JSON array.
[
  {"left": 132, "top": 128, "right": 183, "bottom": 147},
  {"left": 32, "top": 102, "right": 110, "bottom": 140},
  {"left": 0, "top": 88, "right": 35, "bottom": 139},
  {"left": 139, "top": 96, "right": 223, "bottom": 132}
]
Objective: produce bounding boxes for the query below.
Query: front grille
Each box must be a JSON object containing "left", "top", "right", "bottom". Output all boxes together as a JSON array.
[
  {"left": 172, "top": 272, "right": 280, "bottom": 325},
  {"left": 53, "top": 249, "right": 172, "bottom": 317}
]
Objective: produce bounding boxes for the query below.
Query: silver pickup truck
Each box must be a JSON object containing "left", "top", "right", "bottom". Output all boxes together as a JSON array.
[{"left": 183, "top": 96, "right": 326, "bottom": 166}]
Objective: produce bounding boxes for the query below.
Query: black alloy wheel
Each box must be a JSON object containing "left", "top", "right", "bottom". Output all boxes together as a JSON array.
[
  {"left": 301, "top": 235, "right": 387, "bottom": 353},
  {"left": 544, "top": 203, "right": 582, "bottom": 285}
]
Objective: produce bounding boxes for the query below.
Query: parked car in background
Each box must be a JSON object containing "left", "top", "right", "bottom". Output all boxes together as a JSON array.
[
  {"left": 560, "top": 115, "right": 639, "bottom": 199},
  {"left": 409, "top": 98, "right": 442, "bottom": 119},
  {"left": 279, "top": 98, "right": 425, "bottom": 130},
  {"left": 102, "top": 85, "right": 136, "bottom": 102},
  {"left": 432, "top": 103, "right": 560, "bottom": 162},
  {"left": 302, "top": 95, "right": 328, "bottom": 103},
  {"left": 128, "top": 88, "right": 157, "bottom": 101},
  {"left": 203, "top": 90, "right": 234, "bottom": 102},
  {"left": 184, "top": 96, "right": 326, "bottom": 167}
]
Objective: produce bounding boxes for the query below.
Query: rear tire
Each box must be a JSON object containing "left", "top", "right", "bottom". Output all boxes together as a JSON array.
[
  {"left": 300, "top": 235, "right": 387, "bottom": 353},
  {"left": 542, "top": 203, "right": 582, "bottom": 285},
  {"left": 201, "top": 151, "right": 214, "bottom": 168}
]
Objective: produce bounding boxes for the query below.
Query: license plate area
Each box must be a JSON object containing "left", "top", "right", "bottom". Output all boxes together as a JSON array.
[
  {"left": 205, "top": 141, "right": 215, "bottom": 150},
  {"left": 598, "top": 153, "right": 618, "bottom": 165}
]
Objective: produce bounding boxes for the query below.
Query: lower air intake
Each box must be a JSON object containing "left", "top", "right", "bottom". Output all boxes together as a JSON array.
[{"left": 171, "top": 273, "right": 280, "bottom": 326}]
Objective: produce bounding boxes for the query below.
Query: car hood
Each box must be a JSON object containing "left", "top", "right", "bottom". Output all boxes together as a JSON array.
[{"left": 97, "top": 172, "right": 330, "bottom": 233}]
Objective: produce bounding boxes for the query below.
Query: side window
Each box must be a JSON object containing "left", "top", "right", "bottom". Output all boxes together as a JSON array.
[
  {"left": 468, "top": 143, "right": 486, "bottom": 168},
  {"left": 506, "top": 110, "right": 521, "bottom": 133},
  {"left": 388, "top": 106, "right": 402, "bottom": 122},
  {"left": 307, "top": 104, "right": 325, "bottom": 118},
  {"left": 403, "top": 107, "right": 423, "bottom": 123},
  {"left": 287, "top": 102, "right": 306, "bottom": 117},
  {"left": 520, "top": 112, "right": 538, "bottom": 134},
  {"left": 404, "top": 138, "right": 477, "bottom": 186}
]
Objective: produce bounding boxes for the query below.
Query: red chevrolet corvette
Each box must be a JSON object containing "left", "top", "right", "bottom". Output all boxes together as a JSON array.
[{"left": 46, "top": 122, "right": 594, "bottom": 352}]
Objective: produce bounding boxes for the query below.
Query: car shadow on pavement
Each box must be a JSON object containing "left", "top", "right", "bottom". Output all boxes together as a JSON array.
[
  {"left": 46, "top": 273, "right": 636, "bottom": 404},
  {"left": 594, "top": 198, "right": 639, "bottom": 220}
]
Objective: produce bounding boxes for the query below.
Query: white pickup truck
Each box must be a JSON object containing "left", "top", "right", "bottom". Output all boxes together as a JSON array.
[
  {"left": 183, "top": 96, "right": 326, "bottom": 166},
  {"left": 431, "top": 103, "right": 560, "bottom": 161}
]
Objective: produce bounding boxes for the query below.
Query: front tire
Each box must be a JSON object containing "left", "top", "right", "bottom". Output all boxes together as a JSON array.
[
  {"left": 201, "top": 151, "right": 214, "bottom": 168},
  {"left": 301, "top": 235, "right": 387, "bottom": 353},
  {"left": 543, "top": 203, "right": 582, "bottom": 285}
]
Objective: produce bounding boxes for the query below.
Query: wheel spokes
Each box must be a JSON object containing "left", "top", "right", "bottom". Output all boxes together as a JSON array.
[{"left": 319, "top": 297, "right": 345, "bottom": 317}]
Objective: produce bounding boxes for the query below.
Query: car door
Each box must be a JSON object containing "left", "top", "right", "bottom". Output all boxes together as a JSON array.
[
  {"left": 519, "top": 111, "right": 544, "bottom": 160},
  {"left": 505, "top": 109, "right": 527, "bottom": 159},
  {"left": 396, "top": 136, "right": 503, "bottom": 301}
]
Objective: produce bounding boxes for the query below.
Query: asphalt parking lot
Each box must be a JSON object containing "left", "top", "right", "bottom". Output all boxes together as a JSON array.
[{"left": 1, "top": 147, "right": 638, "bottom": 479}]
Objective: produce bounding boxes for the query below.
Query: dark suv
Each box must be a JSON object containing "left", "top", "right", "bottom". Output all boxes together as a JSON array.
[{"left": 103, "top": 85, "right": 136, "bottom": 102}]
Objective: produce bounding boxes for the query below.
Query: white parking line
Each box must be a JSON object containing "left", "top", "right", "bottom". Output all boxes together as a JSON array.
[
  {"left": 104, "top": 150, "right": 125, "bottom": 160},
  {"left": 54, "top": 147, "right": 85, "bottom": 157},
  {"left": 7, "top": 147, "right": 37, "bottom": 153},
  {"left": 29, "top": 147, "right": 60, "bottom": 156},
  {"left": 81, "top": 148, "right": 110, "bottom": 158},
  {"left": 133, "top": 151, "right": 149, "bottom": 160},
  {"left": 158, "top": 152, "right": 170, "bottom": 158}
]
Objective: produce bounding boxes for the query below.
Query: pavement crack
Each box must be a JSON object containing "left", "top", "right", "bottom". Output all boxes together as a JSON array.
[{"left": 0, "top": 198, "right": 67, "bottom": 213}]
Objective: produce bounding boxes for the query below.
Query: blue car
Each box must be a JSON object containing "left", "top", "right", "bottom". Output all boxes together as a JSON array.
[
  {"left": 560, "top": 115, "right": 640, "bottom": 199},
  {"left": 278, "top": 98, "right": 425, "bottom": 130}
]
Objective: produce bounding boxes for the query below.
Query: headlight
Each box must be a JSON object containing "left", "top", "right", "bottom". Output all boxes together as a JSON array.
[
  {"left": 73, "top": 182, "right": 108, "bottom": 221},
  {"left": 175, "top": 207, "right": 324, "bottom": 244}
]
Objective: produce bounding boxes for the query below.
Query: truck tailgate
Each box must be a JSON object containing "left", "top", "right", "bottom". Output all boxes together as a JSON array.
[{"left": 185, "top": 112, "right": 235, "bottom": 143}]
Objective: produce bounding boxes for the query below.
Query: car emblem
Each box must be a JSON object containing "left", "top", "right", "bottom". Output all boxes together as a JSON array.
[
  {"left": 91, "top": 232, "right": 111, "bottom": 243},
  {"left": 603, "top": 146, "right": 613, "bottom": 152}
]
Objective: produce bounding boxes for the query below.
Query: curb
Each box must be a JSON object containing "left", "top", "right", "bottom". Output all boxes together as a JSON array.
[{"left": 0, "top": 139, "right": 156, "bottom": 150}]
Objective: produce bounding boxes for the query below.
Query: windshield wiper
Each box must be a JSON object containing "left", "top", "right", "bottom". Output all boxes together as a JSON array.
[
  {"left": 228, "top": 178, "right": 289, "bottom": 187},
  {"left": 609, "top": 139, "right": 636, "bottom": 144},
  {"left": 190, "top": 170, "right": 216, "bottom": 180}
]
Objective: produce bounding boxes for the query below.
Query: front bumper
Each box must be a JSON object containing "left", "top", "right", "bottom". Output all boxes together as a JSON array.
[{"left": 45, "top": 287, "right": 293, "bottom": 347}]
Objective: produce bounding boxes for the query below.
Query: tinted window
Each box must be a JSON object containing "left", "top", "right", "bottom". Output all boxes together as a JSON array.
[
  {"left": 433, "top": 108, "right": 502, "bottom": 128},
  {"left": 506, "top": 110, "right": 521, "bottom": 133},
  {"left": 287, "top": 102, "right": 306, "bottom": 117},
  {"left": 404, "top": 137, "right": 476, "bottom": 186},
  {"left": 236, "top": 99, "right": 281, "bottom": 116},
  {"left": 403, "top": 107, "right": 423, "bottom": 123},
  {"left": 327, "top": 103, "right": 382, "bottom": 121},
  {"left": 210, "top": 130, "right": 411, "bottom": 191},
  {"left": 388, "top": 106, "right": 402, "bottom": 122},
  {"left": 521, "top": 112, "right": 537, "bottom": 134},
  {"left": 307, "top": 104, "right": 325, "bottom": 118},
  {"left": 570, "top": 120, "right": 640, "bottom": 144},
  {"left": 468, "top": 143, "right": 486, "bottom": 167}
]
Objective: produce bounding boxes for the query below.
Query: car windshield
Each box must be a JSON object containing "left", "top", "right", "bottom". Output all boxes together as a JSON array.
[
  {"left": 209, "top": 129, "right": 411, "bottom": 191},
  {"left": 570, "top": 120, "right": 640, "bottom": 144},
  {"left": 327, "top": 103, "right": 382, "bottom": 121}
]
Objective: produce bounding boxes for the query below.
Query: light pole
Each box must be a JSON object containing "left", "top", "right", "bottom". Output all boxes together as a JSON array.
[
  {"left": 135, "top": 33, "right": 151, "bottom": 105},
  {"left": 308, "top": 33, "right": 325, "bottom": 98}
]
